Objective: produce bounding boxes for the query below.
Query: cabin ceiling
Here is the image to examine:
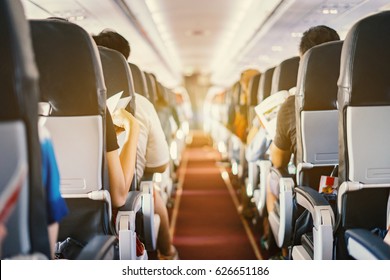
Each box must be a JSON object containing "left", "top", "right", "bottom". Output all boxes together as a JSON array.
[{"left": 22, "top": 0, "right": 390, "bottom": 87}]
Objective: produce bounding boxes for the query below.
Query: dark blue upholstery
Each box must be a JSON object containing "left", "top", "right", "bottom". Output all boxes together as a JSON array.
[
  {"left": 248, "top": 73, "right": 261, "bottom": 106},
  {"left": 129, "top": 63, "right": 149, "bottom": 99},
  {"left": 296, "top": 41, "right": 342, "bottom": 112},
  {"left": 144, "top": 72, "right": 158, "bottom": 105},
  {"left": 99, "top": 46, "right": 136, "bottom": 115},
  {"left": 30, "top": 19, "right": 106, "bottom": 117},
  {"left": 258, "top": 67, "right": 275, "bottom": 102},
  {"left": 270, "top": 56, "right": 299, "bottom": 95}
]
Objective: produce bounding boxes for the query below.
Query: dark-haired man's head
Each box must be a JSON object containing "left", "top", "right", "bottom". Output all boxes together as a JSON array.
[
  {"left": 92, "top": 30, "right": 130, "bottom": 59},
  {"left": 299, "top": 25, "right": 340, "bottom": 56}
]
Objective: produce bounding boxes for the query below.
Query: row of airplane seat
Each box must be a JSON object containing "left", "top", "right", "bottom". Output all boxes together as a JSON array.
[
  {"left": 204, "top": 11, "right": 390, "bottom": 260},
  {"left": 0, "top": 0, "right": 190, "bottom": 260}
]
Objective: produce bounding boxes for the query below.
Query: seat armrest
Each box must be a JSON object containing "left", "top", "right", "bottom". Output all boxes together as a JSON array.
[
  {"left": 295, "top": 186, "right": 330, "bottom": 209},
  {"left": 268, "top": 174, "right": 294, "bottom": 248},
  {"left": 345, "top": 228, "right": 390, "bottom": 260},
  {"left": 77, "top": 235, "right": 117, "bottom": 260},
  {"left": 254, "top": 160, "right": 271, "bottom": 216},
  {"left": 295, "top": 186, "right": 335, "bottom": 259},
  {"left": 118, "top": 191, "right": 143, "bottom": 212},
  {"left": 278, "top": 177, "right": 294, "bottom": 247},
  {"left": 246, "top": 161, "right": 258, "bottom": 198},
  {"left": 116, "top": 191, "right": 143, "bottom": 260},
  {"left": 139, "top": 181, "right": 158, "bottom": 251}
]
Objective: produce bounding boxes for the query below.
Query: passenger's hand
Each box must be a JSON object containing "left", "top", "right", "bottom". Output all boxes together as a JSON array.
[{"left": 112, "top": 108, "right": 139, "bottom": 133}]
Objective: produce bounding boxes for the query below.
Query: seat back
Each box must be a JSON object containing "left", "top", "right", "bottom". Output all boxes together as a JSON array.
[
  {"left": 99, "top": 46, "right": 136, "bottom": 115},
  {"left": 30, "top": 19, "right": 109, "bottom": 245},
  {"left": 247, "top": 73, "right": 261, "bottom": 130},
  {"left": 248, "top": 73, "right": 261, "bottom": 106},
  {"left": 270, "top": 56, "right": 299, "bottom": 95},
  {"left": 258, "top": 67, "right": 275, "bottom": 102},
  {"left": 98, "top": 46, "right": 136, "bottom": 173},
  {"left": 267, "top": 57, "right": 300, "bottom": 248},
  {"left": 337, "top": 11, "right": 390, "bottom": 259},
  {"left": 295, "top": 41, "right": 343, "bottom": 186},
  {"left": 0, "top": 0, "right": 50, "bottom": 258},
  {"left": 156, "top": 82, "right": 178, "bottom": 139},
  {"left": 144, "top": 72, "right": 157, "bottom": 105},
  {"left": 129, "top": 63, "right": 149, "bottom": 99},
  {"left": 227, "top": 81, "right": 241, "bottom": 131}
]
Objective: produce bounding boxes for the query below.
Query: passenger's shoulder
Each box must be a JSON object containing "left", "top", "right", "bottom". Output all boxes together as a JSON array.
[
  {"left": 280, "top": 95, "right": 295, "bottom": 112},
  {"left": 135, "top": 93, "right": 152, "bottom": 107}
]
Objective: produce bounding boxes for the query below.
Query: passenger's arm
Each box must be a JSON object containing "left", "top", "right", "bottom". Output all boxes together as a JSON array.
[
  {"left": 108, "top": 109, "right": 140, "bottom": 208},
  {"left": 106, "top": 150, "right": 125, "bottom": 207},
  {"left": 270, "top": 142, "right": 291, "bottom": 169}
]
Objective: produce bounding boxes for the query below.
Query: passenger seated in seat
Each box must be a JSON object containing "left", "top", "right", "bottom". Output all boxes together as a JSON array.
[
  {"left": 265, "top": 25, "right": 340, "bottom": 258},
  {"left": 93, "top": 30, "right": 178, "bottom": 260}
]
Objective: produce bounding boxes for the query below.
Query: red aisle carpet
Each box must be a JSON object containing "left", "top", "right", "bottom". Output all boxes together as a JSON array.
[{"left": 171, "top": 133, "right": 258, "bottom": 260}]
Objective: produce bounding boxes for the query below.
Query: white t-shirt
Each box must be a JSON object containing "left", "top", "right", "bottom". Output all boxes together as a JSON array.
[{"left": 134, "top": 93, "right": 169, "bottom": 181}]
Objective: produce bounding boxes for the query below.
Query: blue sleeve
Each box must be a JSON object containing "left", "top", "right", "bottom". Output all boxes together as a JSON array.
[{"left": 41, "top": 138, "right": 68, "bottom": 224}]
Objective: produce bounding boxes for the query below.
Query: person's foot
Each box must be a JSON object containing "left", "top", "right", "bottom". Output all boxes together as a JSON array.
[{"left": 158, "top": 245, "right": 179, "bottom": 260}]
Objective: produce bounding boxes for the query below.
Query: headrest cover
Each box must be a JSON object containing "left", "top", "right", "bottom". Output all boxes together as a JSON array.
[
  {"left": 271, "top": 56, "right": 299, "bottom": 94},
  {"left": 338, "top": 11, "right": 390, "bottom": 107},
  {"left": 248, "top": 73, "right": 261, "bottom": 106},
  {"left": 0, "top": 0, "right": 39, "bottom": 120},
  {"left": 129, "top": 63, "right": 149, "bottom": 99},
  {"left": 98, "top": 46, "right": 135, "bottom": 114},
  {"left": 296, "top": 41, "right": 343, "bottom": 111},
  {"left": 258, "top": 67, "right": 275, "bottom": 102},
  {"left": 30, "top": 19, "right": 106, "bottom": 116}
]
